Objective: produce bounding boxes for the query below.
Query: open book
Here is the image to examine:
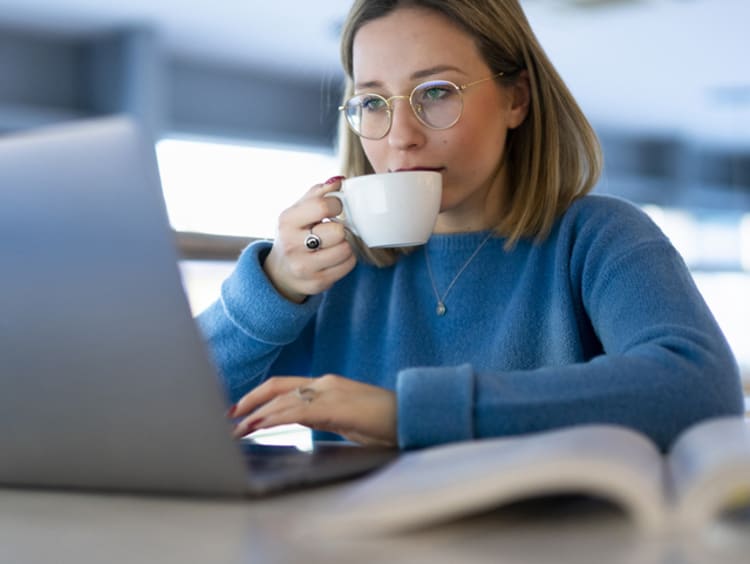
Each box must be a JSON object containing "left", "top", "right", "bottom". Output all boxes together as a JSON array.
[{"left": 320, "top": 416, "right": 750, "bottom": 535}]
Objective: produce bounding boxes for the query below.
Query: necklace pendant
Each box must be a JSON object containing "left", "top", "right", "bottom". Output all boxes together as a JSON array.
[{"left": 424, "top": 231, "right": 493, "bottom": 318}]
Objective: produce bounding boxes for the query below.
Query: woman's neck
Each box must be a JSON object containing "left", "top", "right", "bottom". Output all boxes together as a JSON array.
[{"left": 433, "top": 163, "right": 508, "bottom": 234}]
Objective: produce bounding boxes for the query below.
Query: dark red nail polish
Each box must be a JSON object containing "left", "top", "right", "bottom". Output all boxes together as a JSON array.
[
  {"left": 324, "top": 175, "right": 345, "bottom": 185},
  {"left": 226, "top": 404, "right": 238, "bottom": 418},
  {"left": 245, "top": 417, "right": 264, "bottom": 434}
]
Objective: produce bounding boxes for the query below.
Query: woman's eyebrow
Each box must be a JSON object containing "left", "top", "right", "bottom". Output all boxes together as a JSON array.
[
  {"left": 410, "top": 64, "right": 466, "bottom": 80},
  {"left": 354, "top": 65, "right": 467, "bottom": 90}
]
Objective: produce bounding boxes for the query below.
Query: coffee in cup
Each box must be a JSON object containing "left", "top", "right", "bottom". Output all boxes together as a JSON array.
[{"left": 324, "top": 170, "right": 442, "bottom": 248}]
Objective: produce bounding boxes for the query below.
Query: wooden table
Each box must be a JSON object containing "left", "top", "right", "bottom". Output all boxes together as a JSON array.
[{"left": 1, "top": 484, "right": 748, "bottom": 564}]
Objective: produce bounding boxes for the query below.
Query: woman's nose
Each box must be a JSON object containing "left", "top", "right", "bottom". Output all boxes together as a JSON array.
[{"left": 387, "top": 99, "right": 426, "bottom": 150}]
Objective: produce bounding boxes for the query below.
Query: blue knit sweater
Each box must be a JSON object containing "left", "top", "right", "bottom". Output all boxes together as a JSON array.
[{"left": 197, "top": 195, "right": 744, "bottom": 450}]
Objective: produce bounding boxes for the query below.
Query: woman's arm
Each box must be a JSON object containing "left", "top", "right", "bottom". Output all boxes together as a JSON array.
[
  {"left": 397, "top": 203, "right": 744, "bottom": 451},
  {"left": 196, "top": 241, "right": 322, "bottom": 401},
  {"left": 197, "top": 177, "right": 354, "bottom": 401}
]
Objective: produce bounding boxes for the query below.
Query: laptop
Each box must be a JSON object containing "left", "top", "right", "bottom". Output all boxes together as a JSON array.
[{"left": 0, "top": 116, "right": 397, "bottom": 496}]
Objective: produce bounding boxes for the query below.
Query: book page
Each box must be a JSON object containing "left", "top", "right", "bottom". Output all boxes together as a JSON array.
[
  {"left": 667, "top": 416, "right": 750, "bottom": 531},
  {"left": 318, "top": 424, "right": 667, "bottom": 535}
]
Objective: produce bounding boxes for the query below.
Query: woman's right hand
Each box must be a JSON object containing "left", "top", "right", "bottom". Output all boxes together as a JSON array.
[{"left": 262, "top": 176, "right": 356, "bottom": 303}]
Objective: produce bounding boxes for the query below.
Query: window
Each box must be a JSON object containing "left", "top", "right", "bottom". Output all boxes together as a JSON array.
[
  {"left": 156, "top": 137, "right": 340, "bottom": 239},
  {"left": 643, "top": 206, "right": 750, "bottom": 394},
  {"left": 156, "top": 136, "right": 339, "bottom": 314}
]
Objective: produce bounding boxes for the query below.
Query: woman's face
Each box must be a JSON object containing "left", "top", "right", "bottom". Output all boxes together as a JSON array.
[{"left": 351, "top": 7, "right": 527, "bottom": 233}]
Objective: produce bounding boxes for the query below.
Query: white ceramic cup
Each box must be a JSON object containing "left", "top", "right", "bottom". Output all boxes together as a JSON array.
[{"left": 324, "top": 170, "right": 442, "bottom": 248}]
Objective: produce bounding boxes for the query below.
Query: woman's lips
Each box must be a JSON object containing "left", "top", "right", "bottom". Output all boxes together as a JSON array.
[{"left": 391, "top": 166, "right": 444, "bottom": 172}]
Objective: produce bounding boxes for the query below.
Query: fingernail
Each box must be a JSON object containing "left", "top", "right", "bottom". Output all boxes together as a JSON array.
[
  {"left": 244, "top": 417, "right": 264, "bottom": 434},
  {"left": 324, "top": 175, "right": 345, "bottom": 185},
  {"left": 226, "top": 404, "right": 238, "bottom": 418}
]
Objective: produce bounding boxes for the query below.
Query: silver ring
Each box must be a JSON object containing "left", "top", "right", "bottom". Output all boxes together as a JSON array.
[{"left": 304, "top": 228, "right": 322, "bottom": 251}]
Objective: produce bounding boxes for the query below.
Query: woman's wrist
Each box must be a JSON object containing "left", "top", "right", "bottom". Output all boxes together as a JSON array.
[{"left": 261, "top": 249, "right": 307, "bottom": 304}]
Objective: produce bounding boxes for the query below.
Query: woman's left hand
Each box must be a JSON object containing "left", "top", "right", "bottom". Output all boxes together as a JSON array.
[{"left": 229, "top": 375, "right": 397, "bottom": 447}]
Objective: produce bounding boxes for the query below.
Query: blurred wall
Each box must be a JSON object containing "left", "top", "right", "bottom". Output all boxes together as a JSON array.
[
  {"left": 1, "top": 24, "right": 749, "bottom": 214},
  {"left": 0, "top": 26, "right": 341, "bottom": 147}
]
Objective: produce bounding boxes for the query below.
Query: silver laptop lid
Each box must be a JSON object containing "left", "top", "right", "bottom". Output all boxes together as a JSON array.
[{"left": 0, "top": 117, "right": 249, "bottom": 495}]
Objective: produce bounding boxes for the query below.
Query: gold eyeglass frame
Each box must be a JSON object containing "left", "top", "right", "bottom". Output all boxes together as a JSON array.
[{"left": 339, "top": 71, "right": 505, "bottom": 140}]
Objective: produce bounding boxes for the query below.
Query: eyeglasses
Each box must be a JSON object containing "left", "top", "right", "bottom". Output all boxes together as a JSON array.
[{"left": 339, "top": 72, "right": 505, "bottom": 140}]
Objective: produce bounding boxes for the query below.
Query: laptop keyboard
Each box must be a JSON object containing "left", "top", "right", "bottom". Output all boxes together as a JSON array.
[
  {"left": 240, "top": 443, "right": 321, "bottom": 472},
  {"left": 238, "top": 440, "right": 398, "bottom": 493}
]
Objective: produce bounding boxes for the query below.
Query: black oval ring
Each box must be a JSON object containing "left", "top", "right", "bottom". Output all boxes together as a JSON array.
[{"left": 304, "top": 232, "right": 322, "bottom": 251}]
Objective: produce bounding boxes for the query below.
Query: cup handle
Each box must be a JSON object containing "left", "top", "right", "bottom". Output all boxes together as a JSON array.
[{"left": 323, "top": 191, "right": 359, "bottom": 236}]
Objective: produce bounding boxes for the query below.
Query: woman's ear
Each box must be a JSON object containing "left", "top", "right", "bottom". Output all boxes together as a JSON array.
[{"left": 507, "top": 69, "right": 530, "bottom": 129}]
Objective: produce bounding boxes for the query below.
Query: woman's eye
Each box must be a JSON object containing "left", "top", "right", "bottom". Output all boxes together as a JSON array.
[
  {"left": 361, "top": 96, "right": 387, "bottom": 112},
  {"left": 420, "top": 87, "right": 451, "bottom": 102}
]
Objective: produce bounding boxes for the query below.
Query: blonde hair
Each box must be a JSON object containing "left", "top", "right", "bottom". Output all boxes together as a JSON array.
[{"left": 338, "top": 0, "right": 602, "bottom": 267}]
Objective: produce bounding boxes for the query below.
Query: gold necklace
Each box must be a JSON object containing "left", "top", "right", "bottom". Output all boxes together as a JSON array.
[{"left": 424, "top": 231, "right": 494, "bottom": 316}]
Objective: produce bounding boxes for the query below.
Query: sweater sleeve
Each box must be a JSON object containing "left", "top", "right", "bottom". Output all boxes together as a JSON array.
[
  {"left": 396, "top": 201, "right": 744, "bottom": 451},
  {"left": 196, "top": 240, "right": 321, "bottom": 401}
]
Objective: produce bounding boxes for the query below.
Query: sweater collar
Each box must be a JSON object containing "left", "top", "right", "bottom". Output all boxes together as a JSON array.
[{"left": 425, "top": 230, "right": 498, "bottom": 252}]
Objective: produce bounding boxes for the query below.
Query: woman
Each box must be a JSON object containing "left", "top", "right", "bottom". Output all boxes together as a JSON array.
[{"left": 198, "top": 0, "right": 744, "bottom": 450}]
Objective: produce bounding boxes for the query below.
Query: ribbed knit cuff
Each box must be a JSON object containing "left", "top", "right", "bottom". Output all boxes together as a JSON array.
[{"left": 396, "top": 363, "right": 474, "bottom": 449}]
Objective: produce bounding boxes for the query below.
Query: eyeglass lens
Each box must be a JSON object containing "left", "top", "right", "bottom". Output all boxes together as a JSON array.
[{"left": 344, "top": 80, "right": 464, "bottom": 139}]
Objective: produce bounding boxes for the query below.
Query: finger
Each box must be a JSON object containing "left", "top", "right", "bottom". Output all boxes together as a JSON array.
[
  {"left": 290, "top": 247, "right": 357, "bottom": 297},
  {"left": 296, "top": 176, "right": 346, "bottom": 217},
  {"left": 245, "top": 382, "right": 389, "bottom": 442},
  {"left": 263, "top": 222, "right": 354, "bottom": 302},
  {"left": 302, "top": 245, "right": 355, "bottom": 278},
  {"left": 316, "top": 175, "right": 346, "bottom": 194},
  {"left": 232, "top": 377, "right": 312, "bottom": 419},
  {"left": 299, "top": 176, "right": 343, "bottom": 198},
  {"left": 306, "top": 220, "right": 347, "bottom": 250},
  {"left": 286, "top": 218, "right": 354, "bottom": 271},
  {"left": 281, "top": 183, "right": 345, "bottom": 230},
  {"left": 235, "top": 376, "right": 398, "bottom": 447},
  {"left": 233, "top": 386, "right": 317, "bottom": 438},
  {"left": 237, "top": 375, "right": 341, "bottom": 435},
  {"left": 277, "top": 201, "right": 330, "bottom": 237}
]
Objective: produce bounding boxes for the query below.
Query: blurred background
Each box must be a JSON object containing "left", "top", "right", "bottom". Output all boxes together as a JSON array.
[{"left": 1, "top": 0, "right": 748, "bottom": 387}]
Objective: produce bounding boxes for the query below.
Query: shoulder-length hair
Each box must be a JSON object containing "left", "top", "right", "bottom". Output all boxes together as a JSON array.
[{"left": 337, "top": 0, "right": 602, "bottom": 267}]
